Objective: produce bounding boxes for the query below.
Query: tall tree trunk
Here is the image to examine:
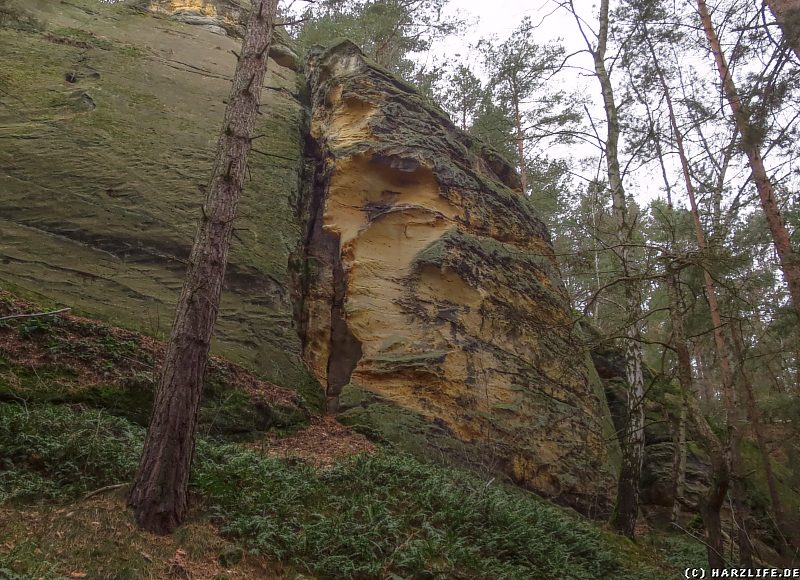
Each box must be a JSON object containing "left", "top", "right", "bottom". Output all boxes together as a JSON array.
[
  {"left": 511, "top": 82, "right": 528, "bottom": 194},
  {"left": 766, "top": 0, "right": 800, "bottom": 61},
  {"left": 581, "top": 0, "right": 646, "bottom": 539},
  {"left": 697, "top": 0, "right": 800, "bottom": 319},
  {"left": 128, "top": 0, "right": 280, "bottom": 535},
  {"left": 644, "top": 25, "right": 752, "bottom": 564},
  {"left": 666, "top": 270, "right": 728, "bottom": 568},
  {"left": 730, "top": 319, "right": 796, "bottom": 552}
]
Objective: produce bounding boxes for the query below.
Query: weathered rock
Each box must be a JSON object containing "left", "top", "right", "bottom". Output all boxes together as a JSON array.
[
  {"left": 640, "top": 442, "right": 711, "bottom": 508},
  {"left": 148, "top": 0, "right": 248, "bottom": 37},
  {"left": 2, "top": 1, "right": 620, "bottom": 513},
  {"left": 299, "top": 40, "right": 617, "bottom": 513},
  {"left": 0, "top": 0, "right": 321, "bottom": 405}
]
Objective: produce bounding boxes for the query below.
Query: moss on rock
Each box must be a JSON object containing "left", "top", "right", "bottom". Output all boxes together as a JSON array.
[{"left": 0, "top": 0, "right": 322, "bottom": 408}]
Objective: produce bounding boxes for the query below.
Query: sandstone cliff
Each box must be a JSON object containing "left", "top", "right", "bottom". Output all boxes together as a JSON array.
[
  {"left": 0, "top": 0, "right": 319, "bottom": 404},
  {"left": 298, "top": 41, "right": 616, "bottom": 512},
  {"left": 1, "top": 0, "right": 617, "bottom": 513}
]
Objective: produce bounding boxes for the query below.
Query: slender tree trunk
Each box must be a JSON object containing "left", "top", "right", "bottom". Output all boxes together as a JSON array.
[
  {"left": 128, "top": 0, "right": 279, "bottom": 535},
  {"left": 511, "top": 82, "right": 528, "bottom": 194},
  {"left": 644, "top": 25, "right": 753, "bottom": 564},
  {"left": 581, "top": 0, "right": 646, "bottom": 539},
  {"left": 697, "top": 0, "right": 800, "bottom": 319},
  {"left": 766, "top": 0, "right": 800, "bottom": 61}
]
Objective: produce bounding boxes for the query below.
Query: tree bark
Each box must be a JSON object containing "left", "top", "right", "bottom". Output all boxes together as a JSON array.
[
  {"left": 582, "top": 0, "right": 646, "bottom": 539},
  {"left": 644, "top": 23, "right": 752, "bottom": 563},
  {"left": 766, "top": 0, "right": 800, "bottom": 61},
  {"left": 697, "top": 0, "right": 800, "bottom": 320},
  {"left": 511, "top": 82, "right": 528, "bottom": 195},
  {"left": 128, "top": 0, "right": 280, "bottom": 535}
]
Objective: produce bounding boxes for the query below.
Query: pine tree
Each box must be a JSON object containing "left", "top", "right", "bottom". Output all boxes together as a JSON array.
[{"left": 128, "top": 0, "right": 280, "bottom": 534}]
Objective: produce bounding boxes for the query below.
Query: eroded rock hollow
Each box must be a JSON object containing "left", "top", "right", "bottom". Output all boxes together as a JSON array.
[{"left": 299, "top": 41, "right": 617, "bottom": 512}]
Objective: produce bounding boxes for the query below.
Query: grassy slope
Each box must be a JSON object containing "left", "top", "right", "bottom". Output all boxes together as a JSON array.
[
  {"left": 0, "top": 404, "right": 701, "bottom": 580},
  {"left": 0, "top": 0, "right": 320, "bottom": 405},
  {"left": 0, "top": 291, "right": 704, "bottom": 579}
]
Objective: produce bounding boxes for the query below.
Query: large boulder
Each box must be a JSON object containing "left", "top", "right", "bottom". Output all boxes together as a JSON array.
[
  {"left": 298, "top": 41, "right": 617, "bottom": 513},
  {"left": 1, "top": 2, "right": 619, "bottom": 513}
]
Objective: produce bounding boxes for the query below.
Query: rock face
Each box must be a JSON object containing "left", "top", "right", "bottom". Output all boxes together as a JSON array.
[
  {"left": 299, "top": 41, "right": 616, "bottom": 512},
  {"left": 147, "top": 0, "right": 299, "bottom": 67},
  {"left": 148, "top": 0, "right": 249, "bottom": 37},
  {"left": 1, "top": 1, "right": 618, "bottom": 513},
  {"left": 592, "top": 343, "right": 712, "bottom": 513},
  {"left": 0, "top": 0, "right": 319, "bottom": 405}
]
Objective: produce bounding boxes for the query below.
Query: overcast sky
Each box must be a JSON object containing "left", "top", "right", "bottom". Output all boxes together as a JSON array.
[{"left": 428, "top": 0, "right": 589, "bottom": 77}]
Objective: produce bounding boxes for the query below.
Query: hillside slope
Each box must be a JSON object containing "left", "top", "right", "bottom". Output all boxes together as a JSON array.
[{"left": 0, "top": 292, "right": 702, "bottom": 579}]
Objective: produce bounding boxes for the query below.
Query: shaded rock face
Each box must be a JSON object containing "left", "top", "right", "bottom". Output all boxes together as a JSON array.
[
  {"left": 0, "top": 0, "right": 319, "bottom": 405},
  {"left": 593, "top": 348, "right": 712, "bottom": 511},
  {"left": 299, "top": 41, "right": 616, "bottom": 513}
]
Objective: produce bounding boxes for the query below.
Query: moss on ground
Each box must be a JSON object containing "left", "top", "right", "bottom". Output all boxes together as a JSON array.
[
  {"left": 0, "top": 289, "right": 309, "bottom": 439},
  {"left": 0, "top": 401, "right": 697, "bottom": 580}
]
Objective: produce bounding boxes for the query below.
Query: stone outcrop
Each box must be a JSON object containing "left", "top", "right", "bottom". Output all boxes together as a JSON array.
[
  {"left": 2, "top": 0, "right": 619, "bottom": 513},
  {"left": 299, "top": 41, "right": 617, "bottom": 512},
  {"left": 0, "top": 0, "right": 319, "bottom": 405}
]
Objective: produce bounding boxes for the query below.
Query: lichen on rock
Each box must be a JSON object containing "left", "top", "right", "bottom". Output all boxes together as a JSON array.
[{"left": 300, "top": 40, "right": 617, "bottom": 513}]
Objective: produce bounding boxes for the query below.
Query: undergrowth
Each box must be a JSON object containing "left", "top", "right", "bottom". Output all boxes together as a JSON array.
[
  {"left": 195, "top": 445, "right": 648, "bottom": 579},
  {"left": 0, "top": 402, "right": 673, "bottom": 579},
  {"left": 0, "top": 404, "right": 141, "bottom": 503}
]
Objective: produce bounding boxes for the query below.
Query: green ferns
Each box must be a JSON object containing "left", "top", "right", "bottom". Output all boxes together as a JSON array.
[
  {"left": 197, "top": 447, "right": 655, "bottom": 579},
  {"left": 0, "top": 405, "right": 142, "bottom": 503},
  {"left": 0, "top": 403, "right": 676, "bottom": 579}
]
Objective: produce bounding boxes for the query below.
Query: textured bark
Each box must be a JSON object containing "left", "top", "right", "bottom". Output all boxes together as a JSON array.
[
  {"left": 580, "top": 0, "right": 646, "bottom": 539},
  {"left": 766, "top": 0, "right": 800, "bottom": 61},
  {"left": 128, "top": 0, "right": 279, "bottom": 535},
  {"left": 697, "top": 0, "right": 800, "bottom": 319}
]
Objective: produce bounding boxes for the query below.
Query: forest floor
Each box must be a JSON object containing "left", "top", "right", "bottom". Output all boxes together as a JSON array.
[{"left": 0, "top": 288, "right": 706, "bottom": 579}]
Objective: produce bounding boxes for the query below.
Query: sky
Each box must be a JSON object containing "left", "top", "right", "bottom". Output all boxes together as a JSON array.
[{"left": 426, "top": 0, "right": 592, "bottom": 81}]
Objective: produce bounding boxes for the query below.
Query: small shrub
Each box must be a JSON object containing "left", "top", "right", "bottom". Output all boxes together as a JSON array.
[{"left": 17, "top": 317, "right": 55, "bottom": 340}]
